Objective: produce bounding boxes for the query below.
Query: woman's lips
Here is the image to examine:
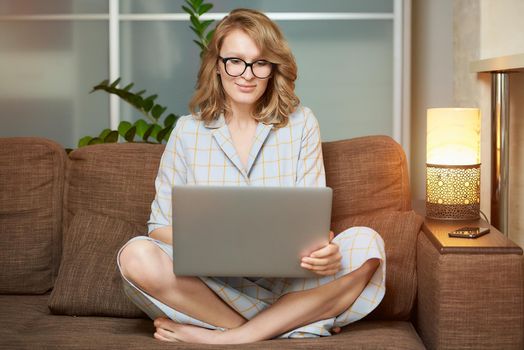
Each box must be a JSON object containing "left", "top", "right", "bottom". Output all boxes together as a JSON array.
[{"left": 236, "top": 83, "right": 256, "bottom": 92}]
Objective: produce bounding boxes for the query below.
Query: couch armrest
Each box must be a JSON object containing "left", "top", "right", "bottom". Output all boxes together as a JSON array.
[{"left": 416, "top": 226, "right": 523, "bottom": 350}]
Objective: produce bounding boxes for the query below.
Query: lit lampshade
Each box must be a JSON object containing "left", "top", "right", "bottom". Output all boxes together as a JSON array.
[{"left": 426, "top": 108, "right": 481, "bottom": 220}]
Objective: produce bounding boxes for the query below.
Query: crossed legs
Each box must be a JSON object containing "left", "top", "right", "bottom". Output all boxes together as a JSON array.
[{"left": 119, "top": 239, "right": 380, "bottom": 344}]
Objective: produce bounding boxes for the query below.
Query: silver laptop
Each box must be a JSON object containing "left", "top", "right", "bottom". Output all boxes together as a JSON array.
[{"left": 172, "top": 185, "right": 332, "bottom": 278}]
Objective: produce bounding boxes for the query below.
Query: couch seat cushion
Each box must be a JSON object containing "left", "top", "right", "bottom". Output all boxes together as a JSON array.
[
  {"left": 0, "top": 294, "right": 425, "bottom": 349},
  {"left": 48, "top": 210, "right": 145, "bottom": 317}
]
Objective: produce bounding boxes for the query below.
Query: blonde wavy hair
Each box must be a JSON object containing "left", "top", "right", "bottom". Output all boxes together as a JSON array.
[{"left": 189, "top": 8, "right": 300, "bottom": 128}]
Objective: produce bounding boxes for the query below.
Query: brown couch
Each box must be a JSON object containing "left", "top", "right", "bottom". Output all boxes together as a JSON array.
[{"left": 0, "top": 135, "right": 522, "bottom": 349}]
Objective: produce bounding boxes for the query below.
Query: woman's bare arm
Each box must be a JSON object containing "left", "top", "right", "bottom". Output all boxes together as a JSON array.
[{"left": 148, "top": 226, "right": 172, "bottom": 245}]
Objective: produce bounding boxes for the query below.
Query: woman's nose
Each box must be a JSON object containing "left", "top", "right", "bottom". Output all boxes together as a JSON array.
[{"left": 241, "top": 66, "right": 255, "bottom": 80}]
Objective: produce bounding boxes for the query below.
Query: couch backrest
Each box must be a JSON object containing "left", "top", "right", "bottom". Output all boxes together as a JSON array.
[
  {"left": 65, "top": 135, "right": 412, "bottom": 232},
  {"left": 0, "top": 137, "right": 66, "bottom": 294},
  {"left": 322, "top": 135, "right": 412, "bottom": 221}
]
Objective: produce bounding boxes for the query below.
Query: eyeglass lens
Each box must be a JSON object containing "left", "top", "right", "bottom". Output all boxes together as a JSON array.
[{"left": 224, "top": 58, "right": 272, "bottom": 78}]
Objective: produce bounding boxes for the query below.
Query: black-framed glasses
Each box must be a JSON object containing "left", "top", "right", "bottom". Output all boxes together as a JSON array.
[{"left": 219, "top": 56, "right": 274, "bottom": 79}]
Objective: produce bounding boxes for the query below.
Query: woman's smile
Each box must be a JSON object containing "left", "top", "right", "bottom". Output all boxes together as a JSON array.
[{"left": 235, "top": 82, "right": 257, "bottom": 92}]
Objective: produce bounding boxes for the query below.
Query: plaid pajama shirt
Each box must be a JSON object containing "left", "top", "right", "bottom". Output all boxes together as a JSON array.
[{"left": 117, "top": 106, "right": 386, "bottom": 338}]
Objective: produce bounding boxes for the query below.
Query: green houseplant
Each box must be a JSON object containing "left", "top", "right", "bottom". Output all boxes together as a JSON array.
[{"left": 79, "top": 0, "right": 215, "bottom": 148}]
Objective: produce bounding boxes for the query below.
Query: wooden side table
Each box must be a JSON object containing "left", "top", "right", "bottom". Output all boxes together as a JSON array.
[{"left": 413, "top": 200, "right": 522, "bottom": 255}]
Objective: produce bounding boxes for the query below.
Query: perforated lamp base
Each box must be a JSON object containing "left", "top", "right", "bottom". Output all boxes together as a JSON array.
[{"left": 425, "top": 164, "right": 480, "bottom": 220}]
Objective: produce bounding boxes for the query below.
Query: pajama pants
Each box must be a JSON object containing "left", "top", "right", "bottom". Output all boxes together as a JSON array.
[{"left": 116, "top": 226, "right": 386, "bottom": 338}]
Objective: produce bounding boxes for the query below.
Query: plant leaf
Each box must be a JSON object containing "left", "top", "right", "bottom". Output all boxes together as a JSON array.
[
  {"left": 143, "top": 124, "right": 156, "bottom": 141},
  {"left": 193, "top": 40, "right": 206, "bottom": 51},
  {"left": 99, "top": 128, "right": 111, "bottom": 140},
  {"left": 144, "top": 94, "right": 158, "bottom": 101},
  {"left": 189, "top": 26, "right": 201, "bottom": 38},
  {"left": 198, "top": 3, "right": 213, "bottom": 16},
  {"left": 185, "top": 0, "right": 197, "bottom": 11},
  {"left": 156, "top": 126, "right": 172, "bottom": 143},
  {"left": 150, "top": 124, "right": 162, "bottom": 140},
  {"left": 140, "top": 100, "right": 151, "bottom": 112},
  {"left": 194, "top": 0, "right": 204, "bottom": 9},
  {"left": 110, "top": 77, "right": 121, "bottom": 88},
  {"left": 164, "top": 113, "right": 178, "bottom": 127},
  {"left": 200, "top": 19, "right": 213, "bottom": 32},
  {"left": 78, "top": 136, "right": 92, "bottom": 148},
  {"left": 135, "top": 90, "right": 146, "bottom": 96},
  {"left": 151, "top": 104, "right": 167, "bottom": 120},
  {"left": 88, "top": 137, "right": 103, "bottom": 145},
  {"left": 118, "top": 121, "right": 132, "bottom": 137},
  {"left": 123, "top": 83, "right": 134, "bottom": 91},
  {"left": 206, "top": 29, "right": 215, "bottom": 42},
  {"left": 134, "top": 119, "right": 149, "bottom": 138},
  {"left": 104, "top": 130, "right": 119, "bottom": 143},
  {"left": 129, "top": 95, "right": 143, "bottom": 110},
  {"left": 182, "top": 5, "right": 193, "bottom": 15},
  {"left": 190, "top": 15, "right": 201, "bottom": 32},
  {"left": 124, "top": 126, "right": 136, "bottom": 142}
]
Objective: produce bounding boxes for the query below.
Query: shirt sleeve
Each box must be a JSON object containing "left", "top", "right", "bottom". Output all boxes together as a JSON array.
[
  {"left": 147, "top": 119, "right": 187, "bottom": 234},
  {"left": 295, "top": 108, "right": 326, "bottom": 187}
]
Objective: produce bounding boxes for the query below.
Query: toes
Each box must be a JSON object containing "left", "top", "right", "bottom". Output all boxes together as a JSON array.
[
  {"left": 154, "top": 331, "right": 175, "bottom": 342},
  {"left": 154, "top": 317, "right": 167, "bottom": 328},
  {"left": 156, "top": 327, "right": 179, "bottom": 342}
]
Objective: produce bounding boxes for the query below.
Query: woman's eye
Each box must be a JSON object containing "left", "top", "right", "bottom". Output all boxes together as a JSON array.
[
  {"left": 255, "top": 61, "right": 269, "bottom": 67},
  {"left": 229, "top": 58, "right": 243, "bottom": 65}
]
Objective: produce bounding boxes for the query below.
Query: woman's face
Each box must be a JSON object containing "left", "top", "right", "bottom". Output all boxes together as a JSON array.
[{"left": 217, "top": 29, "right": 270, "bottom": 113}]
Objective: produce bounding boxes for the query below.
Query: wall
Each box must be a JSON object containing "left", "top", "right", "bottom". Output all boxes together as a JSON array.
[
  {"left": 412, "top": 0, "right": 524, "bottom": 247},
  {"left": 479, "top": 0, "right": 524, "bottom": 247},
  {"left": 410, "top": 0, "right": 454, "bottom": 202}
]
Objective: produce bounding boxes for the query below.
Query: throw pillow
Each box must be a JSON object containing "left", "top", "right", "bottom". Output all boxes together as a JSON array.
[
  {"left": 331, "top": 210, "right": 423, "bottom": 321},
  {"left": 48, "top": 210, "right": 146, "bottom": 317}
]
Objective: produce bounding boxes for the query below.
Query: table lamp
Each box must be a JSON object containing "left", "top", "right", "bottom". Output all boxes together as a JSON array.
[{"left": 426, "top": 108, "right": 481, "bottom": 220}]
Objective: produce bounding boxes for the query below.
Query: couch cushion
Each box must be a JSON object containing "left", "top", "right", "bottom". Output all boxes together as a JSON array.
[
  {"left": 331, "top": 210, "right": 423, "bottom": 321},
  {"left": 0, "top": 137, "right": 66, "bottom": 294},
  {"left": 48, "top": 210, "right": 145, "bottom": 317},
  {"left": 0, "top": 294, "right": 425, "bottom": 349},
  {"left": 64, "top": 143, "right": 164, "bottom": 233},
  {"left": 322, "top": 136, "right": 411, "bottom": 221}
]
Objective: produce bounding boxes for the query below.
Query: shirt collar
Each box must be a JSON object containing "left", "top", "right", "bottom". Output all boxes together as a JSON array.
[{"left": 203, "top": 113, "right": 275, "bottom": 130}]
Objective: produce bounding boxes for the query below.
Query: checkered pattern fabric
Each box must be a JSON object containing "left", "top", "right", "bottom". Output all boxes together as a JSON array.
[
  {"left": 118, "top": 106, "right": 386, "bottom": 338},
  {"left": 148, "top": 106, "right": 325, "bottom": 233}
]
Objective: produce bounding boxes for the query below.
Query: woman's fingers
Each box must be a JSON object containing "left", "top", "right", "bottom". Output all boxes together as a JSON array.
[
  {"left": 301, "top": 261, "right": 341, "bottom": 272},
  {"left": 300, "top": 235, "right": 342, "bottom": 276},
  {"left": 302, "top": 252, "right": 342, "bottom": 266},
  {"left": 310, "top": 242, "right": 339, "bottom": 258}
]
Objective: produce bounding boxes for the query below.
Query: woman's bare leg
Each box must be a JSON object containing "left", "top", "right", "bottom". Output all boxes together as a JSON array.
[
  {"left": 119, "top": 240, "right": 247, "bottom": 329},
  {"left": 153, "top": 258, "right": 380, "bottom": 344}
]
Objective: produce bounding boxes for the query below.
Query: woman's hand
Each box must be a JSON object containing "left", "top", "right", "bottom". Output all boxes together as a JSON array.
[{"left": 300, "top": 231, "right": 342, "bottom": 276}]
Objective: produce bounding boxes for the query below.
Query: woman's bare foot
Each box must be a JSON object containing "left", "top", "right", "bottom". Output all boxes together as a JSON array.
[{"left": 153, "top": 318, "right": 230, "bottom": 344}]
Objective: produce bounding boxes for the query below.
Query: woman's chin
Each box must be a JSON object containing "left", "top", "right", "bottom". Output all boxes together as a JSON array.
[{"left": 229, "top": 95, "right": 261, "bottom": 107}]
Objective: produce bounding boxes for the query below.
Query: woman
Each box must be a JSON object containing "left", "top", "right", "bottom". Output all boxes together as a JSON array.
[{"left": 117, "top": 8, "right": 385, "bottom": 344}]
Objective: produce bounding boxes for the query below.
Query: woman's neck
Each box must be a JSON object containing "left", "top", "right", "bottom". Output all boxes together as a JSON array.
[{"left": 226, "top": 102, "right": 257, "bottom": 129}]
